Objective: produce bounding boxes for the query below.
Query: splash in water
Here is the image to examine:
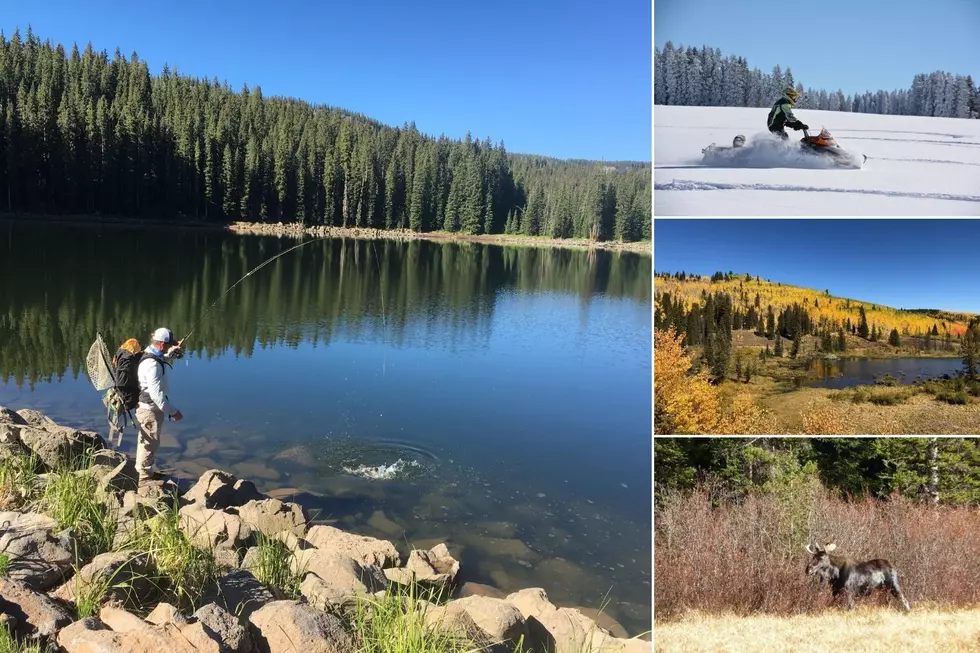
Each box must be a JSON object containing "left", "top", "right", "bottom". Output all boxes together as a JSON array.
[{"left": 342, "top": 458, "right": 421, "bottom": 480}]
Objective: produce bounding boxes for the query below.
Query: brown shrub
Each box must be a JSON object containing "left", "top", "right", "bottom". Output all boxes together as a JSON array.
[{"left": 654, "top": 484, "right": 980, "bottom": 620}]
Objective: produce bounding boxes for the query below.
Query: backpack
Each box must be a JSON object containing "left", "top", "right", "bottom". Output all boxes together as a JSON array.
[{"left": 112, "top": 339, "right": 144, "bottom": 411}]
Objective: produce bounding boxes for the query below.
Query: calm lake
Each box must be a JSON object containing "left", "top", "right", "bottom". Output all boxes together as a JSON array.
[
  {"left": 0, "top": 220, "right": 652, "bottom": 634},
  {"left": 803, "top": 356, "right": 964, "bottom": 389}
]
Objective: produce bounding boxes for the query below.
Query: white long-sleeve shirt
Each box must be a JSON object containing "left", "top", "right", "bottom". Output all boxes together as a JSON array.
[{"left": 137, "top": 347, "right": 178, "bottom": 416}]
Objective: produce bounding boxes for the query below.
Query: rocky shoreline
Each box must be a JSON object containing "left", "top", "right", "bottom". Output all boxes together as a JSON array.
[
  {"left": 227, "top": 221, "right": 652, "bottom": 255},
  {"left": 0, "top": 405, "right": 648, "bottom": 652}
]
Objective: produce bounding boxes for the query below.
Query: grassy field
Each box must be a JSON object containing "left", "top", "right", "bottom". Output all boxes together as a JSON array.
[
  {"left": 716, "top": 332, "right": 979, "bottom": 434},
  {"left": 654, "top": 608, "right": 980, "bottom": 653}
]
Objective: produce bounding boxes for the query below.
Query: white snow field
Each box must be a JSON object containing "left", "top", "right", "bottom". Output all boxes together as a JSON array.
[{"left": 654, "top": 106, "right": 980, "bottom": 216}]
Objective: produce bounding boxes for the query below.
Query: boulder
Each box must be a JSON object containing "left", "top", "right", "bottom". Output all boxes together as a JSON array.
[
  {"left": 14, "top": 409, "right": 55, "bottom": 428},
  {"left": 56, "top": 612, "right": 225, "bottom": 653},
  {"left": 383, "top": 543, "right": 459, "bottom": 595},
  {"left": 194, "top": 602, "right": 254, "bottom": 653},
  {"left": 99, "top": 606, "right": 150, "bottom": 632},
  {"left": 90, "top": 451, "right": 139, "bottom": 498},
  {"left": 145, "top": 602, "right": 186, "bottom": 626},
  {"left": 450, "top": 595, "right": 529, "bottom": 647},
  {"left": 184, "top": 470, "right": 264, "bottom": 510},
  {"left": 421, "top": 602, "right": 488, "bottom": 644},
  {"left": 179, "top": 504, "right": 254, "bottom": 552},
  {"left": 0, "top": 511, "right": 75, "bottom": 590},
  {"left": 292, "top": 549, "right": 386, "bottom": 604},
  {"left": 248, "top": 600, "right": 352, "bottom": 653},
  {"left": 505, "top": 588, "right": 635, "bottom": 653},
  {"left": 0, "top": 576, "right": 73, "bottom": 640},
  {"left": 72, "top": 552, "right": 159, "bottom": 609},
  {"left": 202, "top": 569, "right": 275, "bottom": 623},
  {"left": 17, "top": 424, "right": 105, "bottom": 471},
  {"left": 305, "top": 524, "right": 400, "bottom": 568},
  {"left": 0, "top": 406, "right": 27, "bottom": 425},
  {"left": 234, "top": 499, "right": 307, "bottom": 539}
]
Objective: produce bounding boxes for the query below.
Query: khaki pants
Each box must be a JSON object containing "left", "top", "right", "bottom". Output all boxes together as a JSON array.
[{"left": 135, "top": 405, "right": 164, "bottom": 481}]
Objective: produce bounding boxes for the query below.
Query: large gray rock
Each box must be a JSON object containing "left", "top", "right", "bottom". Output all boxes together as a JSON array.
[
  {"left": 0, "top": 406, "right": 28, "bottom": 425},
  {"left": 145, "top": 602, "right": 186, "bottom": 626},
  {"left": 90, "top": 450, "right": 139, "bottom": 498},
  {"left": 505, "top": 588, "right": 642, "bottom": 653},
  {"left": 248, "top": 600, "right": 352, "bottom": 653},
  {"left": 234, "top": 499, "right": 307, "bottom": 539},
  {"left": 383, "top": 543, "right": 460, "bottom": 595},
  {"left": 450, "top": 595, "right": 529, "bottom": 648},
  {"left": 202, "top": 569, "right": 276, "bottom": 623},
  {"left": 184, "top": 470, "right": 264, "bottom": 510},
  {"left": 17, "top": 423, "right": 105, "bottom": 471},
  {"left": 179, "top": 504, "right": 254, "bottom": 552},
  {"left": 194, "top": 602, "right": 254, "bottom": 653},
  {"left": 0, "top": 511, "right": 75, "bottom": 590},
  {"left": 292, "top": 548, "right": 386, "bottom": 603},
  {"left": 72, "top": 551, "right": 159, "bottom": 609},
  {"left": 56, "top": 612, "right": 226, "bottom": 653},
  {"left": 0, "top": 576, "right": 73, "bottom": 640},
  {"left": 305, "top": 524, "right": 400, "bottom": 568},
  {"left": 14, "top": 409, "right": 56, "bottom": 429}
]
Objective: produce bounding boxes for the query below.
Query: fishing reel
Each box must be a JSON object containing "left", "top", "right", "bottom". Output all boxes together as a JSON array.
[{"left": 170, "top": 347, "right": 185, "bottom": 360}]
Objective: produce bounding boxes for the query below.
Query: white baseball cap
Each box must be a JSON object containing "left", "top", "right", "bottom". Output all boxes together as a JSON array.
[{"left": 151, "top": 327, "right": 177, "bottom": 344}]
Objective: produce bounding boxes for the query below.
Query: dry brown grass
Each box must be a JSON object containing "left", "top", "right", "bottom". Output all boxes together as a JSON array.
[
  {"left": 655, "top": 486, "right": 980, "bottom": 620},
  {"left": 766, "top": 389, "right": 980, "bottom": 435},
  {"left": 654, "top": 608, "right": 980, "bottom": 653}
]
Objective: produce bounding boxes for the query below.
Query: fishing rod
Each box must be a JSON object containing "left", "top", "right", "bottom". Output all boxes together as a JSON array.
[
  {"left": 179, "top": 236, "right": 326, "bottom": 346},
  {"left": 178, "top": 234, "right": 388, "bottom": 348}
]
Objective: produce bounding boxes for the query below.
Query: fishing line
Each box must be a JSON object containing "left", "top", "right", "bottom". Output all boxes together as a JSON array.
[{"left": 180, "top": 236, "right": 325, "bottom": 345}]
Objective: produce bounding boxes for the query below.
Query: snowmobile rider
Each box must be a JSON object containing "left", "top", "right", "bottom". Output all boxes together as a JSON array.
[
  {"left": 135, "top": 327, "right": 183, "bottom": 483},
  {"left": 767, "top": 87, "right": 808, "bottom": 139}
]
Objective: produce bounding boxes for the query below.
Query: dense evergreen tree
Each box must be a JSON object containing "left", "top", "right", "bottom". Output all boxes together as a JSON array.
[
  {"left": 858, "top": 306, "right": 870, "bottom": 339},
  {"left": 655, "top": 41, "right": 979, "bottom": 120},
  {"left": 888, "top": 328, "right": 901, "bottom": 347},
  {"left": 0, "top": 29, "right": 651, "bottom": 240},
  {"left": 773, "top": 334, "right": 783, "bottom": 357},
  {"left": 963, "top": 320, "right": 980, "bottom": 380}
]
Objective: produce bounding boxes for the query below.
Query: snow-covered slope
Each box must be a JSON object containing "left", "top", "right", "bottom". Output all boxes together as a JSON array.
[{"left": 654, "top": 107, "right": 980, "bottom": 215}]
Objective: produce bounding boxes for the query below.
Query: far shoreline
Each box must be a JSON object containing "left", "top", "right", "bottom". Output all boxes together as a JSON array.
[{"left": 0, "top": 213, "right": 652, "bottom": 255}]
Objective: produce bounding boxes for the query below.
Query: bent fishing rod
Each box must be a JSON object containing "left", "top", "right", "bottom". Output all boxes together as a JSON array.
[{"left": 176, "top": 234, "right": 387, "bottom": 348}]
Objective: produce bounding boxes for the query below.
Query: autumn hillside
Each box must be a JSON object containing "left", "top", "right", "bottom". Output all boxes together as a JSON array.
[{"left": 655, "top": 272, "right": 974, "bottom": 340}]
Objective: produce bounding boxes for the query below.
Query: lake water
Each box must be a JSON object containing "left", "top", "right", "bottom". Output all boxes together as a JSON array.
[
  {"left": 802, "top": 357, "right": 964, "bottom": 389},
  {"left": 0, "top": 220, "right": 652, "bottom": 635}
]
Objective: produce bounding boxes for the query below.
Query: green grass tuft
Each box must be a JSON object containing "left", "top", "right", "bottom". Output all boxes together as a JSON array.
[
  {"left": 116, "top": 495, "right": 219, "bottom": 611},
  {"left": 37, "top": 465, "right": 117, "bottom": 557},
  {"left": 0, "top": 623, "right": 42, "bottom": 653},
  {"left": 250, "top": 533, "right": 304, "bottom": 600}
]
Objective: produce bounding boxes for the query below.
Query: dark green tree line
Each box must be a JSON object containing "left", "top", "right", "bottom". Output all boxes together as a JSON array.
[
  {"left": 0, "top": 28, "right": 651, "bottom": 241},
  {"left": 655, "top": 437, "right": 980, "bottom": 504}
]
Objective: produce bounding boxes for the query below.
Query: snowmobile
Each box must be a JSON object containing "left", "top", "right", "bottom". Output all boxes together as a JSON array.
[{"left": 799, "top": 127, "right": 866, "bottom": 168}]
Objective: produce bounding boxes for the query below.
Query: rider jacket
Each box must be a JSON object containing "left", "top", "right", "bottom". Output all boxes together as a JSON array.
[{"left": 768, "top": 96, "right": 804, "bottom": 132}]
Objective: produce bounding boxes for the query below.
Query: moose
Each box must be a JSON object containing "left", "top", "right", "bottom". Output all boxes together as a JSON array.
[{"left": 804, "top": 542, "right": 911, "bottom": 612}]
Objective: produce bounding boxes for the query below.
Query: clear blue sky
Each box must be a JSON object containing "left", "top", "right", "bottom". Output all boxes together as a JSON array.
[
  {"left": 2, "top": 0, "right": 651, "bottom": 162},
  {"left": 654, "top": 219, "right": 980, "bottom": 313},
  {"left": 655, "top": 0, "right": 980, "bottom": 97}
]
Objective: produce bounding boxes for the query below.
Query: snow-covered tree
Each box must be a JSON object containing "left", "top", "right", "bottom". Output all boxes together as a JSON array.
[{"left": 651, "top": 42, "right": 978, "bottom": 118}]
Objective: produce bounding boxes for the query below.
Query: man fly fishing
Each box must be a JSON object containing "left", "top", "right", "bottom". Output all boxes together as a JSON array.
[{"left": 135, "top": 327, "right": 184, "bottom": 483}]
